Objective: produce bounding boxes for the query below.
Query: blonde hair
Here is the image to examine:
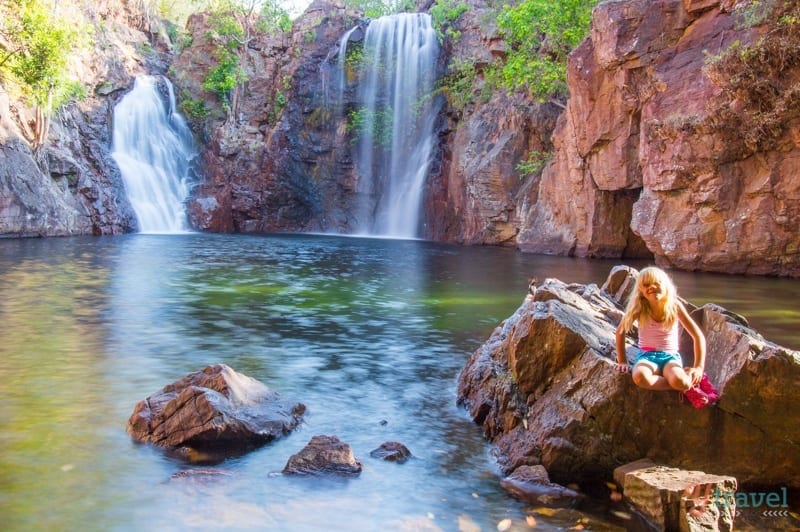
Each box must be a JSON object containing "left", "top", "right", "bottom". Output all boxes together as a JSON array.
[{"left": 619, "top": 266, "right": 679, "bottom": 333}]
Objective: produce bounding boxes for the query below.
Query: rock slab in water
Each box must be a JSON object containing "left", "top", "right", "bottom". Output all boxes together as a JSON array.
[
  {"left": 500, "top": 465, "right": 582, "bottom": 507},
  {"left": 283, "top": 435, "right": 362, "bottom": 476},
  {"left": 127, "top": 364, "right": 305, "bottom": 459},
  {"left": 614, "top": 460, "right": 737, "bottom": 532}
]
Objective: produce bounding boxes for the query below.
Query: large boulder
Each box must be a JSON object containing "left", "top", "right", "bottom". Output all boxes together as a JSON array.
[
  {"left": 127, "top": 364, "right": 306, "bottom": 461},
  {"left": 456, "top": 266, "right": 800, "bottom": 489}
]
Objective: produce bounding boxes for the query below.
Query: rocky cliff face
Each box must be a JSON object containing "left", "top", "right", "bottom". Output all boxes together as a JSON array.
[
  {"left": 513, "top": 0, "right": 800, "bottom": 275},
  {"left": 2, "top": 0, "right": 797, "bottom": 277},
  {"left": 174, "top": 1, "right": 364, "bottom": 234},
  {"left": 0, "top": 0, "right": 172, "bottom": 236}
]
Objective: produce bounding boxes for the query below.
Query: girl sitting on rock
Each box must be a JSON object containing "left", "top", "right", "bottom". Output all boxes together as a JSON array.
[{"left": 614, "top": 266, "right": 717, "bottom": 407}]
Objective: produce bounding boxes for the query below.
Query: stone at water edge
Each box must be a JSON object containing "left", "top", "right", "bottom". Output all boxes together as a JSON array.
[
  {"left": 126, "top": 364, "right": 306, "bottom": 461},
  {"left": 282, "top": 435, "right": 363, "bottom": 476},
  {"left": 369, "top": 441, "right": 412, "bottom": 463},
  {"left": 614, "top": 460, "right": 737, "bottom": 532},
  {"left": 500, "top": 465, "right": 583, "bottom": 507}
]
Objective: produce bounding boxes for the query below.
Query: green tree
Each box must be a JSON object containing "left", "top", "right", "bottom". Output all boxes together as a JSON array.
[
  {"left": 343, "top": 0, "right": 413, "bottom": 19},
  {"left": 0, "top": 0, "right": 82, "bottom": 148},
  {"left": 490, "top": 0, "right": 598, "bottom": 105},
  {"left": 429, "top": 0, "right": 469, "bottom": 43},
  {"left": 204, "top": 0, "right": 291, "bottom": 121}
]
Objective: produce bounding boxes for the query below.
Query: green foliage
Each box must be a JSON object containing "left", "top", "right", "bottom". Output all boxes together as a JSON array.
[
  {"left": 168, "top": 24, "right": 193, "bottom": 52},
  {"left": 0, "top": 0, "right": 81, "bottom": 109},
  {"left": 429, "top": 0, "right": 469, "bottom": 43},
  {"left": 209, "top": 12, "right": 245, "bottom": 50},
  {"left": 203, "top": 48, "right": 247, "bottom": 107},
  {"left": 179, "top": 96, "right": 209, "bottom": 121},
  {"left": 343, "top": 0, "right": 413, "bottom": 18},
  {"left": 258, "top": 0, "right": 293, "bottom": 33},
  {"left": 436, "top": 58, "right": 476, "bottom": 112},
  {"left": 346, "top": 107, "right": 394, "bottom": 148},
  {"left": 0, "top": 0, "right": 89, "bottom": 146},
  {"left": 489, "top": 0, "right": 598, "bottom": 102},
  {"left": 516, "top": 150, "right": 549, "bottom": 179},
  {"left": 344, "top": 41, "right": 364, "bottom": 71},
  {"left": 734, "top": 0, "right": 776, "bottom": 28},
  {"left": 200, "top": 0, "right": 290, "bottom": 115},
  {"left": 58, "top": 79, "right": 87, "bottom": 105},
  {"left": 268, "top": 90, "right": 287, "bottom": 124}
]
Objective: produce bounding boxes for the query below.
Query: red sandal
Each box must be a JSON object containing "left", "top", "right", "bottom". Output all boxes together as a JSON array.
[
  {"left": 698, "top": 374, "right": 720, "bottom": 404},
  {"left": 684, "top": 385, "right": 710, "bottom": 409}
]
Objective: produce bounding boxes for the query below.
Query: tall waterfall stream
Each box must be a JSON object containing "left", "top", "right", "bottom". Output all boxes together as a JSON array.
[
  {"left": 111, "top": 76, "right": 195, "bottom": 233},
  {"left": 339, "top": 13, "right": 440, "bottom": 238}
]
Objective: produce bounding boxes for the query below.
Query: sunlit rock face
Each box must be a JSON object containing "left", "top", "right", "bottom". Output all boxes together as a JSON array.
[
  {"left": 515, "top": 0, "right": 800, "bottom": 276},
  {"left": 457, "top": 266, "right": 800, "bottom": 489},
  {"left": 175, "top": 1, "right": 364, "bottom": 235},
  {"left": 127, "top": 364, "right": 306, "bottom": 462}
]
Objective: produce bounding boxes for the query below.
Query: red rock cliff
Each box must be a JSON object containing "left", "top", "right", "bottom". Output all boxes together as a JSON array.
[{"left": 514, "top": 0, "right": 800, "bottom": 276}]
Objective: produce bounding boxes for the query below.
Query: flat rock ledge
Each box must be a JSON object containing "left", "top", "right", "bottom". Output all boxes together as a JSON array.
[
  {"left": 456, "top": 265, "right": 800, "bottom": 491},
  {"left": 127, "top": 364, "right": 305, "bottom": 462},
  {"left": 500, "top": 464, "right": 582, "bottom": 507},
  {"left": 614, "top": 459, "right": 737, "bottom": 532}
]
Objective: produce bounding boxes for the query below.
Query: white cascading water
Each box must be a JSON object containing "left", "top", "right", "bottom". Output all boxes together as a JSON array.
[
  {"left": 344, "top": 14, "right": 439, "bottom": 238},
  {"left": 111, "top": 76, "right": 194, "bottom": 233}
]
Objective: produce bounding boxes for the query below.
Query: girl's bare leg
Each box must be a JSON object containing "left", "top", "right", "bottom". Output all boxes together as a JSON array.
[
  {"left": 632, "top": 364, "right": 673, "bottom": 390},
  {"left": 663, "top": 363, "right": 693, "bottom": 391}
]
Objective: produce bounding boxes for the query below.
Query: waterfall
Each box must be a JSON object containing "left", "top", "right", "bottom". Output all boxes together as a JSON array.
[
  {"left": 111, "top": 76, "right": 195, "bottom": 233},
  {"left": 344, "top": 13, "right": 439, "bottom": 238}
]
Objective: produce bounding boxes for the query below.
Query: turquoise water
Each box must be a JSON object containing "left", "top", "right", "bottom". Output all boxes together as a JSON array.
[{"left": 0, "top": 233, "right": 797, "bottom": 531}]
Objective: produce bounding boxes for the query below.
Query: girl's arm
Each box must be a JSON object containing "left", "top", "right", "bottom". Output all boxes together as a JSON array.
[{"left": 677, "top": 301, "right": 706, "bottom": 384}]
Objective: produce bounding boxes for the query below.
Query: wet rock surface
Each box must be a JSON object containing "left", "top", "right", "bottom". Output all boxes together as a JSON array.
[
  {"left": 500, "top": 465, "right": 583, "bottom": 507},
  {"left": 369, "top": 441, "right": 412, "bottom": 463},
  {"left": 282, "top": 435, "right": 363, "bottom": 476},
  {"left": 127, "top": 364, "right": 305, "bottom": 462}
]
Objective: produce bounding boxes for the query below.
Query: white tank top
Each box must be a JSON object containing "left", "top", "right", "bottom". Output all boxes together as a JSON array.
[{"left": 638, "top": 317, "right": 679, "bottom": 352}]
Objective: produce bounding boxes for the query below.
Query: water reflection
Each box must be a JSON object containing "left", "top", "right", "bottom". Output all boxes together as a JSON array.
[{"left": 0, "top": 233, "right": 797, "bottom": 530}]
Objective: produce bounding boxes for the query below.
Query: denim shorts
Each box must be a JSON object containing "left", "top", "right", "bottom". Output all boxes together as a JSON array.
[{"left": 633, "top": 350, "right": 683, "bottom": 371}]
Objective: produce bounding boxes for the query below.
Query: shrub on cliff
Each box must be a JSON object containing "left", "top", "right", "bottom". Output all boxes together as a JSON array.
[
  {"left": 488, "top": 0, "right": 599, "bottom": 105},
  {"left": 703, "top": 0, "right": 800, "bottom": 153},
  {"left": 0, "top": 0, "right": 86, "bottom": 148}
]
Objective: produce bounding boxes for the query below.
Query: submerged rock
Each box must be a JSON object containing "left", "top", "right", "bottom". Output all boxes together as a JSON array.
[
  {"left": 369, "top": 441, "right": 412, "bottom": 463},
  {"left": 500, "top": 465, "right": 582, "bottom": 507},
  {"left": 282, "top": 435, "right": 362, "bottom": 476},
  {"left": 457, "top": 266, "right": 800, "bottom": 489},
  {"left": 127, "top": 364, "right": 305, "bottom": 462}
]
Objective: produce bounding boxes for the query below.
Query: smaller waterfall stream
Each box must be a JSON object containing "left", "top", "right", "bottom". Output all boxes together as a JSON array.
[
  {"left": 339, "top": 14, "right": 440, "bottom": 238},
  {"left": 111, "top": 76, "right": 195, "bottom": 233}
]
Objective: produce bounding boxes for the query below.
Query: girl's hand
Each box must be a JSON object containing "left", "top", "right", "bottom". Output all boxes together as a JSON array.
[
  {"left": 686, "top": 366, "right": 703, "bottom": 385},
  {"left": 615, "top": 363, "right": 630, "bottom": 374}
]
